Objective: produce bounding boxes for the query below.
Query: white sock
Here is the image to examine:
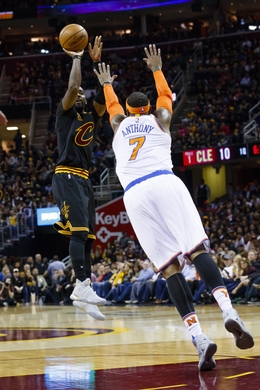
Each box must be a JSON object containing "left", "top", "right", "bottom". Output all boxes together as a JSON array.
[
  {"left": 212, "top": 286, "right": 232, "bottom": 311},
  {"left": 183, "top": 313, "right": 203, "bottom": 337}
]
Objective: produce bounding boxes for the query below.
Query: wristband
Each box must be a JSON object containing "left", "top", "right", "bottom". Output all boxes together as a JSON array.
[
  {"left": 103, "top": 82, "right": 112, "bottom": 86},
  {"left": 73, "top": 55, "right": 81, "bottom": 60}
]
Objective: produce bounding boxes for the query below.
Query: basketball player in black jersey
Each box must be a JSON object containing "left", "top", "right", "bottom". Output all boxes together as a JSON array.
[{"left": 52, "top": 36, "right": 107, "bottom": 320}]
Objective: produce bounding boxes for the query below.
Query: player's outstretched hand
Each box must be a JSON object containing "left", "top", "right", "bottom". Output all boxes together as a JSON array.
[
  {"left": 63, "top": 48, "right": 84, "bottom": 58},
  {"left": 88, "top": 35, "right": 103, "bottom": 62},
  {"left": 143, "top": 44, "right": 162, "bottom": 72},
  {"left": 93, "top": 62, "right": 118, "bottom": 86}
]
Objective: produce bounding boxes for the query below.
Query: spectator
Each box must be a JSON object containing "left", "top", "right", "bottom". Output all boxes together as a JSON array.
[
  {"left": 125, "top": 260, "right": 155, "bottom": 304},
  {"left": 119, "top": 231, "right": 129, "bottom": 249},
  {"left": 154, "top": 274, "right": 170, "bottom": 304},
  {"left": 13, "top": 129, "right": 23, "bottom": 156},
  {"left": 24, "top": 268, "right": 38, "bottom": 304},
  {"left": 47, "top": 257, "right": 66, "bottom": 280},
  {"left": 11, "top": 267, "right": 28, "bottom": 305},
  {"left": 196, "top": 179, "right": 210, "bottom": 208},
  {"left": 230, "top": 257, "right": 257, "bottom": 299},
  {"left": 92, "top": 263, "right": 114, "bottom": 298},
  {"left": 92, "top": 246, "right": 103, "bottom": 265},
  {"left": 0, "top": 278, "right": 16, "bottom": 307},
  {"left": 33, "top": 253, "right": 47, "bottom": 275},
  {"left": 32, "top": 267, "right": 48, "bottom": 302},
  {"left": 248, "top": 249, "right": 260, "bottom": 270},
  {"left": 105, "top": 262, "right": 133, "bottom": 303},
  {"left": 117, "top": 262, "right": 142, "bottom": 303}
]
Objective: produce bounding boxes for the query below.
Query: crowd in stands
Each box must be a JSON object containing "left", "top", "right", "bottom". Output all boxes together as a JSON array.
[
  {"left": 0, "top": 253, "right": 74, "bottom": 306},
  {"left": 1, "top": 190, "right": 260, "bottom": 307},
  {"left": 0, "top": 3, "right": 256, "bottom": 58},
  {"left": 0, "top": 26, "right": 195, "bottom": 59},
  {"left": 173, "top": 34, "right": 260, "bottom": 151},
  {"left": 4, "top": 32, "right": 260, "bottom": 164},
  {"left": 0, "top": 4, "right": 254, "bottom": 61},
  {"left": 0, "top": 176, "right": 260, "bottom": 308}
]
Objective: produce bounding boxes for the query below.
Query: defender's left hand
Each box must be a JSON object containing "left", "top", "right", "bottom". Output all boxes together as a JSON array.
[{"left": 93, "top": 62, "right": 118, "bottom": 86}]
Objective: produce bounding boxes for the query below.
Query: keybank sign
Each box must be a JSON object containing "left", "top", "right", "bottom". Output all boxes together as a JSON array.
[
  {"left": 36, "top": 207, "right": 60, "bottom": 226},
  {"left": 95, "top": 196, "right": 136, "bottom": 250}
]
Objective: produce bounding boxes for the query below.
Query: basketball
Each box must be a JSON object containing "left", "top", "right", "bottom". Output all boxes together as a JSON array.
[{"left": 59, "top": 24, "right": 88, "bottom": 52}]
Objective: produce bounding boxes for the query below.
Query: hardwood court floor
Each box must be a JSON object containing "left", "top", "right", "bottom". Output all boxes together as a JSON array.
[{"left": 0, "top": 303, "right": 259, "bottom": 389}]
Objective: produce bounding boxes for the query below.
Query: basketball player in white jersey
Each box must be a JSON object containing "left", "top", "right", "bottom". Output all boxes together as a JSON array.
[{"left": 94, "top": 45, "right": 254, "bottom": 371}]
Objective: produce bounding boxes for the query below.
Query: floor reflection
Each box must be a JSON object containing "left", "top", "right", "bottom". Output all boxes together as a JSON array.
[{"left": 1, "top": 357, "right": 259, "bottom": 390}]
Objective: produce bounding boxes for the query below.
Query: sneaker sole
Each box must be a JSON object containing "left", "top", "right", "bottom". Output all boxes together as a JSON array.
[
  {"left": 199, "top": 342, "right": 217, "bottom": 371},
  {"left": 73, "top": 301, "right": 106, "bottom": 321},
  {"left": 70, "top": 293, "right": 107, "bottom": 305},
  {"left": 225, "top": 319, "right": 254, "bottom": 349}
]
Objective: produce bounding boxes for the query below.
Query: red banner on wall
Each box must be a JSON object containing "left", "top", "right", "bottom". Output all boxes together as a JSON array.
[{"left": 95, "top": 196, "right": 136, "bottom": 250}]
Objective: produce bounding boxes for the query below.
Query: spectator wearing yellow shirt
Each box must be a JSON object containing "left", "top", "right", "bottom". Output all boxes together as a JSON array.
[{"left": 96, "top": 262, "right": 125, "bottom": 298}]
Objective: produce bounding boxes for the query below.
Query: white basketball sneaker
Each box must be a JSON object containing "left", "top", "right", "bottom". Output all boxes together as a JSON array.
[
  {"left": 73, "top": 301, "right": 106, "bottom": 321},
  {"left": 222, "top": 308, "right": 254, "bottom": 349},
  {"left": 192, "top": 334, "right": 217, "bottom": 371},
  {"left": 70, "top": 278, "right": 107, "bottom": 305}
]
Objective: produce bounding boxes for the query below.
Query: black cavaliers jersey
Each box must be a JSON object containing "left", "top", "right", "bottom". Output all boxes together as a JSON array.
[{"left": 55, "top": 101, "right": 100, "bottom": 169}]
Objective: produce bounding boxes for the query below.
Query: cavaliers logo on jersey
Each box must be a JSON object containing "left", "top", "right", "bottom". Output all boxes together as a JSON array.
[{"left": 75, "top": 122, "right": 94, "bottom": 147}]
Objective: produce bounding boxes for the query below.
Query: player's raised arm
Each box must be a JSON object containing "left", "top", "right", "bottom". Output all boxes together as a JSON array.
[
  {"left": 62, "top": 48, "right": 84, "bottom": 111},
  {"left": 94, "top": 62, "right": 126, "bottom": 132},
  {"left": 143, "top": 44, "right": 173, "bottom": 114},
  {"left": 89, "top": 36, "right": 106, "bottom": 117}
]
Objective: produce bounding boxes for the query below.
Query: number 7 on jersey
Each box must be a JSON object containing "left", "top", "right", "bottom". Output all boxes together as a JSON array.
[{"left": 129, "top": 136, "right": 146, "bottom": 160}]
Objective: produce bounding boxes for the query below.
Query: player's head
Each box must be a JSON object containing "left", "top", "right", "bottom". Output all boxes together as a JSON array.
[
  {"left": 75, "top": 87, "right": 87, "bottom": 112},
  {"left": 126, "top": 92, "right": 151, "bottom": 116}
]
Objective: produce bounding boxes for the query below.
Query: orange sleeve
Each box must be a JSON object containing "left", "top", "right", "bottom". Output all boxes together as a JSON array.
[
  {"left": 104, "top": 84, "right": 125, "bottom": 122},
  {"left": 153, "top": 70, "right": 173, "bottom": 113}
]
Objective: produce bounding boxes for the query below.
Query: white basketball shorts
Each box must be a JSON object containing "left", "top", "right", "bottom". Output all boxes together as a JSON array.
[{"left": 123, "top": 173, "right": 210, "bottom": 271}]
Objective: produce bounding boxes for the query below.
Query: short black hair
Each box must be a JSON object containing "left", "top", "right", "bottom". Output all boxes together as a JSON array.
[{"left": 127, "top": 92, "right": 149, "bottom": 108}]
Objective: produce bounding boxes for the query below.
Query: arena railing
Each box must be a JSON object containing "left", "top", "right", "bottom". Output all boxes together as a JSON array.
[
  {"left": 186, "top": 46, "right": 203, "bottom": 81},
  {"left": 243, "top": 119, "right": 257, "bottom": 142},
  {"left": 249, "top": 101, "right": 260, "bottom": 120}
]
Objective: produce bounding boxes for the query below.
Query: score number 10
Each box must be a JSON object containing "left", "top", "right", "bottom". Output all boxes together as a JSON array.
[{"left": 219, "top": 146, "right": 247, "bottom": 161}]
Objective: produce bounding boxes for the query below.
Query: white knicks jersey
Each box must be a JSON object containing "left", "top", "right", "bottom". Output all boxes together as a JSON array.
[{"left": 112, "top": 114, "right": 173, "bottom": 190}]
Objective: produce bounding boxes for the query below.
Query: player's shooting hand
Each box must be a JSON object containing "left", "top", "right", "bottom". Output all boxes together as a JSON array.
[
  {"left": 0, "top": 110, "right": 7, "bottom": 126},
  {"left": 93, "top": 62, "right": 118, "bottom": 86},
  {"left": 143, "top": 44, "right": 162, "bottom": 72},
  {"left": 63, "top": 48, "right": 84, "bottom": 58},
  {"left": 88, "top": 35, "right": 103, "bottom": 62}
]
